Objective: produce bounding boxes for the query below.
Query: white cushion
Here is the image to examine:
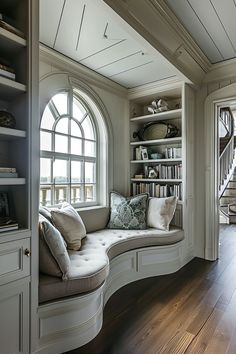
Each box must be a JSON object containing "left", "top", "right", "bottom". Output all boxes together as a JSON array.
[
  {"left": 147, "top": 196, "right": 177, "bottom": 231},
  {"left": 51, "top": 203, "right": 86, "bottom": 250}
]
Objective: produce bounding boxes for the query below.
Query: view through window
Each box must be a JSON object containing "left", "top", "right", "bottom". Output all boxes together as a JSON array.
[{"left": 40, "top": 91, "right": 97, "bottom": 207}]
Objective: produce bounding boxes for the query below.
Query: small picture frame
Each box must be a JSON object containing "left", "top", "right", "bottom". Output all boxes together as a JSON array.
[{"left": 141, "top": 147, "right": 148, "bottom": 160}]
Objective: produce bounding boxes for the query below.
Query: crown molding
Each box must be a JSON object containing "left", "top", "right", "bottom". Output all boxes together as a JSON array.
[
  {"left": 103, "top": 0, "right": 209, "bottom": 85},
  {"left": 128, "top": 76, "right": 184, "bottom": 100},
  {"left": 39, "top": 44, "right": 128, "bottom": 98},
  {"left": 203, "top": 57, "right": 236, "bottom": 84}
]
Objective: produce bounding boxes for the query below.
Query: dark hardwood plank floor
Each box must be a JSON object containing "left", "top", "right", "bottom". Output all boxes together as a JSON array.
[{"left": 67, "top": 224, "right": 236, "bottom": 354}]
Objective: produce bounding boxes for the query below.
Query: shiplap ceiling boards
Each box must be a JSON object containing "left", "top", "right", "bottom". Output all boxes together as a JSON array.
[
  {"left": 39, "top": 0, "right": 177, "bottom": 88},
  {"left": 166, "top": 0, "right": 236, "bottom": 64}
]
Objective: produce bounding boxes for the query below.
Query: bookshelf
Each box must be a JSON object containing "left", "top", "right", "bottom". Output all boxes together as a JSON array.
[
  {"left": 0, "top": 1, "right": 38, "bottom": 353},
  {"left": 129, "top": 82, "right": 195, "bottom": 248}
]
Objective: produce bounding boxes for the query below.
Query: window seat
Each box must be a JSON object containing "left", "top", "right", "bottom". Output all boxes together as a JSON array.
[
  {"left": 36, "top": 206, "right": 187, "bottom": 354},
  {"left": 39, "top": 226, "right": 184, "bottom": 303}
]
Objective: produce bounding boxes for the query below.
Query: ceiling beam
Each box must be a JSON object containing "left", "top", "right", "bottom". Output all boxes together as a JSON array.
[{"left": 103, "top": 0, "right": 211, "bottom": 85}]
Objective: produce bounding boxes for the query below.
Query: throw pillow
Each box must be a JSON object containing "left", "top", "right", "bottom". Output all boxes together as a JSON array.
[
  {"left": 39, "top": 215, "right": 70, "bottom": 279},
  {"left": 107, "top": 191, "right": 148, "bottom": 230},
  {"left": 51, "top": 203, "right": 86, "bottom": 250},
  {"left": 39, "top": 205, "right": 52, "bottom": 222},
  {"left": 147, "top": 196, "right": 177, "bottom": 231}
]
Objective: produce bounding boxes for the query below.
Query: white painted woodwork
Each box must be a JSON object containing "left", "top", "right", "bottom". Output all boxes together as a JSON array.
[
  {"left": 0, "top": 76, "right": 26, "bottom": 99},
  {"left": 0, "top": 127, "right": 26, "bottom": 140},
  {"left": 36, "top": 239, "right": 192, "bottom": 354},
  {"left": 0, "top": 278, "right": 29, "bottom": 354},
  {"left": 167, "top": 0, "right": 236, "bottom": 63},
  {"left": 204, "top": 83, "right": 236, "bottom": 260},
  {"left": 0, "top": 27, "right": 26, "bottom": 53},
  {"left": 130, "top": 158, "right": 182, "bottom": 164},
  {"left": 130, "top": 108, "right": 182, "bottom": 122},
  {"left": 130, "top": 137, "right": 182, "bottom": 146},
  {"left": 0, "top": 237, "right": 30, "bottom": 286},
  {"left": 0, "top": 178, "right": 26, "bottom": 185}
]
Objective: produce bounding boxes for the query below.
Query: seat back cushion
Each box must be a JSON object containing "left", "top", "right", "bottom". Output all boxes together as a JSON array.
[
  {"left": 51, "top": 203, "right": 86, "bottom": 250},
  {"left": 39, "top": 215, "right": 70, "bottom": 279},
  {"left": 78, "top": 207, "right": 110, "bottom": 233},
  {"left": 147, "top": 196, "right": 177, "bottom": 231}
]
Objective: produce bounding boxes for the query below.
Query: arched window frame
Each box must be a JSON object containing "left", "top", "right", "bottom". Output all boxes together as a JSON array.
[{"left": 40, "top": 88, "right": 101, "bottom": 208}]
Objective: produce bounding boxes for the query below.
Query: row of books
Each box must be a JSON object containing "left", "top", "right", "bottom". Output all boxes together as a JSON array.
[
  {"left": 157, "top": 164, "right": 182, "bottom": 179},
  {"left": 131, "top": 182, "right": 182, "bottom": 199},
  {"left": 0, "top": 167, "right": 18, "bottom": 178},
  {"left": 139, "top": 164, "right": 182, "bottom": 180},
  {"left": 164, "top": 147, "right": 182, "bottom": 159}
]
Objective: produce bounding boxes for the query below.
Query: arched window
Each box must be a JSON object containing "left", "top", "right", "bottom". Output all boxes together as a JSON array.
[{"left": 40, "top": 90, "right": 98, "bottom": 207}]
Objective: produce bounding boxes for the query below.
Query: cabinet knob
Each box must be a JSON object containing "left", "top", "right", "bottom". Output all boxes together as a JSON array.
[{"left": 24, "top": 248, "right": 31, "bottom": 257}]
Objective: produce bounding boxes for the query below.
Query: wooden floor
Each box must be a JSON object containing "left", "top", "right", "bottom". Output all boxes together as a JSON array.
[{"left": 68, "top": 225, "right": 236, "bottom": 354}]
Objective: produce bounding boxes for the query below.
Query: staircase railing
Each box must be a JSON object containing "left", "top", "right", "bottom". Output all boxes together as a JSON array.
[{"left": 219, "top": 107, "right": 235, "bottom": 196}]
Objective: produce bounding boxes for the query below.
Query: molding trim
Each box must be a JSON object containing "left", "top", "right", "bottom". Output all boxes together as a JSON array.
[
  {"left": 204, "top": 83, "right": 236, "bottom": 260},
  {"left": 203, "top": 57, "right": 236, "bottom": 84},
  {"left": 148, "top": 0, "right": 211, "bottom": 73},
  {"left": 128, "top": 76, "right": 183, "bottom": 100},
  {"left": 39, "top": 44, "right": 128, "bottom": 98}
]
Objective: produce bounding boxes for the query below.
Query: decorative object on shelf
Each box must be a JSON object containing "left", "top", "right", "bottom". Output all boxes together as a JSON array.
[
  {"left": 147, "top": 99, "right": 168, "bottom": 114},
  {"left": 150, "top": 152, "right": 163, "bottom": 159},
  {"left": 141, "top": 147, "right": 148, "bottom": 160},
  {"left": 229, "top": 204, "right": 236, "bottom": 214},
  {"left": 148, "top": 168, "right": 158, "bottom": 179},
  {"left": 133, "top": 121, "right": 179, "bottom": 141},
  {"left": 0, "top": 110, "right": 16, "bottom": 128}
]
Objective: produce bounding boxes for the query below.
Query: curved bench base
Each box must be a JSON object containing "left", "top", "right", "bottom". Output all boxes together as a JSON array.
[{"left": 35, "top": 241, "right": 193, "bottom": 354}]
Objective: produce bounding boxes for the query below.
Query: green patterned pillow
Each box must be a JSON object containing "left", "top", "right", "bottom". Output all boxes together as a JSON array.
[{"left": 107, "top": 192, "right": 148, "bottom": 230}]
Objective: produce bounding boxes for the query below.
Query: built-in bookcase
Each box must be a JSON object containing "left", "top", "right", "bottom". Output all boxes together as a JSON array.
[
  {"left": 0, "top": 1, "right": 38, "bottom": 354},
  {"left": 129, "top": 83, "right": 194, "bottom": 235},
  {"left": 0, "top": 0, "right": 29, "bottom": 235}
]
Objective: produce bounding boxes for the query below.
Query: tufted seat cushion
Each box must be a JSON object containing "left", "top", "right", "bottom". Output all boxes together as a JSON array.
[{"left": 39, "top": 226, "right": 184, "bottom": 303}]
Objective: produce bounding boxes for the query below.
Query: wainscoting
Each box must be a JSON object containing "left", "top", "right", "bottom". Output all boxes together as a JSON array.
[{"left": 68, "top": 224, "right": 236, "bottom": 354}]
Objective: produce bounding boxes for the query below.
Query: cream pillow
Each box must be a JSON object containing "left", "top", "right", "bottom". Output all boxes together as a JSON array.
[
  {"left": 39, "top": 215, "right": 70, "bottom": 279},
  {"left": 147, "top": 196, "right": 177, "bottom": 231},
  {"left": 51, "top": 204, "right": 86, "bottom": 250}
]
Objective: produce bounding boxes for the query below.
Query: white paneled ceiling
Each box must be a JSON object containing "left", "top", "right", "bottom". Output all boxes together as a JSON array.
[
  {"left": 166, "top": 0, "right": 236, "bottom": 64},
  {"left": 39, "top": 0, "right": 177, "bottom": 88}
]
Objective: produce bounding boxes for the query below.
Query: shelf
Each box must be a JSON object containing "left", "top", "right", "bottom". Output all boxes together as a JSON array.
[
  {"left": 130, "top": 108, "right": 182, "bottom": 123},
  {"left": 0, "top": 76, "right": 26, "bottom": 99},
  {"left": 131, "top": 178, "right": 182, "bottom": 183},
  {"left": 131, "top": 158, "right": 182, "bottom": 164},
  {"left": 0, "top": 27, "right": 26, "bottom": 55},
  {"left": 0, "top": 127, "right": 26, "bottom": 140},
  {"left": 130, "top": 137, "right": 182, "bottom": 146},
  {"left": 0, "top": 178, "right": 26, "bottom": 185}
]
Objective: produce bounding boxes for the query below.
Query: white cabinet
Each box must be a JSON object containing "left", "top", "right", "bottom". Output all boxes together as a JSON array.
[{"left": 0, "top": 278, "right": 29, "bottom": 354}]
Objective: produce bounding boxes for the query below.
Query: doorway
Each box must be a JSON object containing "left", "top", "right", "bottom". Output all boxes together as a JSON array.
[{"left": 205, "top": 82, "right": 236, "bottom": 260}]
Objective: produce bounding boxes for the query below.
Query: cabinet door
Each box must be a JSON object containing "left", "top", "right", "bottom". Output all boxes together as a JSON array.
[
  {"left": 0, "top": 278, "right": 29, "bottom": 354},
  {"left": 0, "top": 238, "right": 30, "bottom": 286}
]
